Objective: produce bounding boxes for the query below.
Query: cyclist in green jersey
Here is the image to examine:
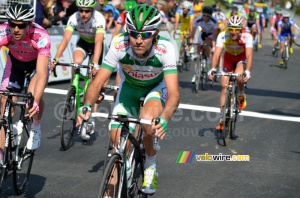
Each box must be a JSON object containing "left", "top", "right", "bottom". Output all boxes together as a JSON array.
[{"left": 77, "top": 5, "right": 180, "bottom": 195}]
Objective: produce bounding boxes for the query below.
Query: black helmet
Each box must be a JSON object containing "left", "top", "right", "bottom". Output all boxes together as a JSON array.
[{"left": 202, "top": 6, "right": 213, "bottom": 16}]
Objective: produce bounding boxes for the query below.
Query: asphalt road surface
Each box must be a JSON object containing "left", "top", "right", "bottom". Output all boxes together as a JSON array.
[{"left": 1, "top": 31, "right": 299, "bottom": 198}]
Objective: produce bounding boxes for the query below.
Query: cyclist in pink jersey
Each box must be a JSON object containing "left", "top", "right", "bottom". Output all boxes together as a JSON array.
[
  {"left": 0, "top": 3, "right": 51, "bottom": 164},
  {"left": 270, "top": 9, "right": 283, "bottom": 54}
]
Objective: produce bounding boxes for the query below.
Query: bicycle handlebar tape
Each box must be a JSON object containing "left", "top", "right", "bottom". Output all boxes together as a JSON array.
[{"left": 153, "top": 118, "right": 161, "bottom": 151}]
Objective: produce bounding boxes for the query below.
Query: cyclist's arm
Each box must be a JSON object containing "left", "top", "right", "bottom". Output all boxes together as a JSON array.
[
  {"left": 212, "top": 28, "right": 218, "bottom": 48},
  {"left": 160, "top": 73, "right": 179, "bottom": 123},
  {"left": 256, "top": 18, "right": 260, "bottom": 29},
  {"left": 211, "top": 46, "right": 222, "bottom": 69},
  {"left": 189, "top": 16, "right": 194, "bottom": 34},
  {"left": 174, "top": 14, "right": 180, "bottom": 33},
  {"left": 189, "top": 25, "right": 197, "bottom": 43},
  {"left": 92, "top": 32, "right": 105, "bottom": 64},
  {"left": 245, "top": 47, "right": 253, "bottom": 79},
  {"left": 277, "top": 26, "right": 282, "bottom": 36},
  {"left": 54, "top": 29, "right": 72, "bottom": 60},
  {"left": 112, "top": 23, "right": 122, "bottom": 40},
  {"left": 84, "top": 67, "right": 112, "bottom": 106},
  {"left": 33, "top": 55, "right": 49, "bottom": 104}
]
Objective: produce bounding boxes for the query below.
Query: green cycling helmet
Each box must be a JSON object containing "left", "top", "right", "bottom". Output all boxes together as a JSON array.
[
  {"left": 76, "top": 0, "right": 96, "bottom": 8},
  {"left": 126, "top": 4, "right": 161, "bottom": 31},
  {"left": 124, "top": 1, "right": 137, "bottom": 12}
]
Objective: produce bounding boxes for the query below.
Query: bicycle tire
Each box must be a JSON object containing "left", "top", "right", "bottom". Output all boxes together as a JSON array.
[
  {"left": 201, "top": 60, "right": 207, "bottom": 90},
  {"left": 129, "top": 126, "right": 147, "bottom": 198},
  {"left": 0, "top": 126, "right": 9, "bottom": 190},
  {"left": 13, "top": 125, "right": 34, "bottom": 195},
  {"left": 184, "top": 52, "right": 190, "bottom": 71},
  {"left": 254, "top": 35, "right": 258, "bottom": 51},
  {"left": 284, "top": 45, "right": 289, "bottom": 70},
  {"left": 229, "top": 94, "right": 238, "bottom": 139},
  {"left": 222, "top": 91, "right": 231, "bottom": 146},
  {"left": 98, "top": 154, "right": 124, "bottom": 198},
  {"left": 61, "top": 86, "right": 77, "bottom": 150},
  {"left": 103, "top": 131, "right": 112, "bottom": 174},
  {"left": 194, "top": 57, "right": 201, "bottom": 93}
]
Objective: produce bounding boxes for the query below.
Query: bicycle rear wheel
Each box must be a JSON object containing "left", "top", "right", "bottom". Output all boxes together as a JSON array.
[
  {"left": 61, "top": 86, "right": 77, "bottom": 150},
  {"left": 98, "top": 154, "right": 125, "bottom": 198},
  {"left": 254, "top": 34, "right": 258, "bottom": 51},
  {"left": 222, "top": 91, "right": 231, "bottom": 146},
  {"left": 13, "top": 125, "right": 34, "bottom": 195}
]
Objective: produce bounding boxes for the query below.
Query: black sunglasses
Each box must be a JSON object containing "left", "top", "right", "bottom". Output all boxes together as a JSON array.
[
  {"left": 8, "top": 21, "right": 28, "bottom": 29},
  {"left": 78, "top": 8, "right": 93, "bottom": 13}
]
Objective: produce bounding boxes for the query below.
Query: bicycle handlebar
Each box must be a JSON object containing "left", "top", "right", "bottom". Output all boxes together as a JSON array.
[
  {"left": 0, "top": 90, "right": 34, "bottom": 109},
  {"left": 91, "top": 112, "right": 152, "bottom": 125},
  {"left": 103, "top": 85, "right": 119, "bottom": 91},
  {"left": 52, "top": 62, "right": 90, "bottom": 77}
]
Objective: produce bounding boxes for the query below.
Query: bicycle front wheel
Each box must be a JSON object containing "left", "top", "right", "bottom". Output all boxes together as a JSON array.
[
  {"left": 201, "top": 60, "right": 207, "bottom": 90},
  {"left": 61, "top": 86, "right": 77, "bottom": 150},
  {"left": 194, "top": 57, "right": 201, "bottom": 93},
  {"left": 0, "top": 127, "right": 9, "bottom": 191},
  {"left": 13, "top": 125, "right": 34, "bottom": 195},
  {"left": 103, "top": 131, "right": 113, "bottom": 174},
  {"left": 222, "top": 91, "right": 231, "bottom": 146},
  {"left": 284, "top": 46, "right": 289, "bottom": 70},
  {"left": 229, "top": 94, "right": 238, "bottom": 139},
  {"left": 98, "top": 154, "right": 125, "bottom": 198}
]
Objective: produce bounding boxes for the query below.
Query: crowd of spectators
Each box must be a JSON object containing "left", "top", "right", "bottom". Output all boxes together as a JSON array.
[{"left": 34, "top": 0, "right": 212, "bottom": 34}]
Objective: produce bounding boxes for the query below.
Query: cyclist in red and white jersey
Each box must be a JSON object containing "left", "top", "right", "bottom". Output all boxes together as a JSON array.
[
  {"left": 0, "top": 3, "right": 51, "bottom": 162},
  {"left": 208, "top": 16, "right": 253, "bottom": 130},
  {"left": 271, "top": 9, "right": 283, "bottom": 54}
]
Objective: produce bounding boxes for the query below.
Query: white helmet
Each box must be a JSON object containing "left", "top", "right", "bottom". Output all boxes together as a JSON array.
[
  {"left": 182, "top": 1, "right": 193, "bottom": 10},
  {"left": 227, "top": 15, "right": 244, "bottom": 28},
  {"left": 257, "top": 7, "right": 263, "bottom": 13},
  {"left": 6, "top": 3, "right": 35, "bottom": 22},
  {"left": 282, "top": 11, "right": 290, "bottom": 18}
]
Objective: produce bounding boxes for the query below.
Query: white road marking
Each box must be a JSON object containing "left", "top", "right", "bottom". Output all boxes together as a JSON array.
[{"left": 45, "top": 88, "right": 300, "bottom": 123}]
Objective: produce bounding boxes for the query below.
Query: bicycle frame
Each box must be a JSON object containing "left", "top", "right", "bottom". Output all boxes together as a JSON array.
[{"left": 72, "top": 68, "right": 90, "bottom": 111}]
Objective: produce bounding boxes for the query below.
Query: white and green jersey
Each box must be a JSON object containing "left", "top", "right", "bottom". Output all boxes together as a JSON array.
[
  {"left": 102, "top": 32, "right": 177, "bottom": 89},
  {"left": 66, "top": 11, "right": 106, "bottom": 43}
]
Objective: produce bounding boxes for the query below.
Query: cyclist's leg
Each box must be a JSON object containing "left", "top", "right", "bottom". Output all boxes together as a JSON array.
[
  {"left": 203, "top": 37, "right": 212, "bottom": 66},
  {"left": 140, "top": 81, "right": 166, "bottom": 194},
  {"left": 279, "top": 34, "right": 285, "bottom": 60}
]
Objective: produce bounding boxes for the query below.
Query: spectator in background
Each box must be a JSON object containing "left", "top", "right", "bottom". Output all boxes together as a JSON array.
[
  {"left": 166, "top": 0, "right": 177, "bottom": 23},
  {"left": 212, "top": 1, "right": 221, "bottom": 10},
  {"left": 193, "top": 0, "right": 204, "bottom": 18},
  {"left": 35, "top": 0, "right": 49, "bottom": 27},
  {"left": 95, "top": 0, "right": 105, "bottom": 11},
  {"left": 55, "top": 0, "right": 77, "bottom": 25}
]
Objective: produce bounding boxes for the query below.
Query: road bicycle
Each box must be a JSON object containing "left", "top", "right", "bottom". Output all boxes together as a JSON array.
[
  {"left": 213, "top": 72, "right": 244, "bottom": 146},
  {"left": 0, "top": 73, "right": 35, "bottom": 195},
  {"left": 53, "top": 62, "right": 92, "bottom": 150},
  {"left": 94, "top": 110, "right": 160, "bottom": 198},
  {"left": 251, "top": 29, "right": 259, "bottom": 51},
  {"left": 190, "top": 43, "right": 211, "bottom": 92},
  {"left": 174, "top": 33, "right": 193, "bottom": 72}
]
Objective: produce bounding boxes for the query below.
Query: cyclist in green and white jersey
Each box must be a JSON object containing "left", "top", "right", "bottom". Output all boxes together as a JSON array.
[
  {"left": 51, "top": 0, "right": 106, "bottom": 132},
  {"left": 76, "top": 4, "right": 180, "bottom": 196}
]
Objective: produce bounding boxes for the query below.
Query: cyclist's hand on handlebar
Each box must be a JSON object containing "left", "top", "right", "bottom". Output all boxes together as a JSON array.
[
  {"left": 152, "top": 116, "right": 168, "bottom": 140},
  {"left": 26, "top": 101, "right": 39, "bottom": 118},
  {"left": 244, "top": 70, "right": 251, "bottom": 82},
  {"left": 76, "top": 105, "right": 92, "bottom": 127},
  {"left": 208, "top": 68, "right": 217, "bottom": 80},
  {"left": 90, "top": 62, "right": 100, "bottom": 76},
  {"left": 51, "top": 58, "right": 59, "bottom": 71}
]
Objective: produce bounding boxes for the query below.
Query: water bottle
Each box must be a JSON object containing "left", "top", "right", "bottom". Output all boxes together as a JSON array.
[
  {"left": 81, "top": 122, "right": 91, "bottom": 140},
  {"left": 16, "top": 121, "right": 23, "bottom": 145}
]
